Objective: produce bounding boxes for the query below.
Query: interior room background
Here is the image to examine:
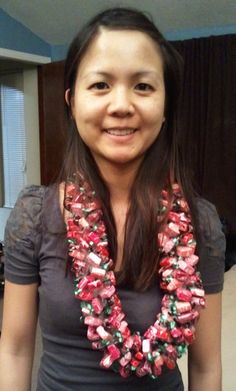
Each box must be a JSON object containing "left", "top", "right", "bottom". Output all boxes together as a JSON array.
[
  {"left": 0, "top": 4, "right": 235, "bottom": 267},
  {"left": 0, "top": 3, "right": 236, "bottom": 389}
]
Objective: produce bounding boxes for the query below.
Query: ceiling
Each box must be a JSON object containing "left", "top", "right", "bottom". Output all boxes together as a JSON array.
[{"left": 0, "top": 0, "right": 236, "bottom": 45}]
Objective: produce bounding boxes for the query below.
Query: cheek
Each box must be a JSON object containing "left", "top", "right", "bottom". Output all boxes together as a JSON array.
[
  {"left": 146, "top": 113, "right": 165, "bottom": 131},
  {"left": 73, "top": 99, "right": 104, "bottom": 128},
  {"left": 142, "top": 98, "right": 165, "bottom": 122}
]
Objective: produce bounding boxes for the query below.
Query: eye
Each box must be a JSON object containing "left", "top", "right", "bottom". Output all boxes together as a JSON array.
[
  {"left": 90, "top": 82, "right": 109, "bottom": 90},
  {"left": 135, "top": 83, "right": 153, "bottom": 92}
]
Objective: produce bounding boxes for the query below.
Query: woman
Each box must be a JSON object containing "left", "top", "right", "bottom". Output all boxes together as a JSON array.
[{"left": 0, "top": 8, "right": 225, "bottom": 391}]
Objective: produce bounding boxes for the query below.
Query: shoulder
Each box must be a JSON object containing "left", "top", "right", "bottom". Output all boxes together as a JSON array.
[
  {"left": 4, "top": 185, "right": 46, "bottom": 247},
  {"left": 194, "top": 197, "right": 225, "bottom": 251},
  {"left": 193, "top": 197, "right": 226, "bottom": 293},
  {"left": 195, "top": 198, "right": 223, "bottom": 235},
  {"left": 4, "top": 185, "right": 48, "bottom": 284}
]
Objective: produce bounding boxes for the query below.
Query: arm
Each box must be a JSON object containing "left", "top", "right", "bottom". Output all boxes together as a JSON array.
[
  {"left": 0, "top": 280, "right": 38, "bottom": 391},
  {"left": 188, "top": 292, "right": 222, "bottom": 391}
]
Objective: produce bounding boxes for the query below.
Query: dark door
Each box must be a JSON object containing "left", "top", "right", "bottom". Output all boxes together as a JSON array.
[{"left": 38, "top": 61, "right": 66, "bottom": 185}]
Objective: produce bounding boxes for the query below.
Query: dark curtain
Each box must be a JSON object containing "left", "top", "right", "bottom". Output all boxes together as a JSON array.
[{"left": 173, "top": 35, "right": 236, "bottom": 236}]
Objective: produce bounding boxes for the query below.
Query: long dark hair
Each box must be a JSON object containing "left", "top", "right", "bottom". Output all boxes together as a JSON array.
[{"left": 60, "top": 7, "right": 195, "bottom": 290}]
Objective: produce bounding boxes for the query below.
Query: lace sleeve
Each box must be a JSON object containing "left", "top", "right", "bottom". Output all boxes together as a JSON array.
[
  {"left": 196, "top": 198, "right": 226, "bottom": 294},
  {"left": 4, "top": 185, "right": 45, "bottom": 284}
]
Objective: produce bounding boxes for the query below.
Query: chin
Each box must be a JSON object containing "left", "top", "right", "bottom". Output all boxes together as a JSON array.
[{"left": 108, "top": 155, "right": 143, "bottom": 167}]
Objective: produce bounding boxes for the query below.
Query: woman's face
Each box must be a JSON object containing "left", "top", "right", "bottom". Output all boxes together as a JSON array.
[{"left": 69, "top": 28, "right": 166, "bottom": 171}]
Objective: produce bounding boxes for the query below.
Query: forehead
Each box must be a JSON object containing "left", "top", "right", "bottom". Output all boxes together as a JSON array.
[{"left": 77, "top": 28, "right": 164, "bottom": 76}]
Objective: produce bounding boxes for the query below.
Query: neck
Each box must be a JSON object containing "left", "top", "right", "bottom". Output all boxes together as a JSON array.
[{"left": 96, "top": 159, "right": 142, "bottom": 205}]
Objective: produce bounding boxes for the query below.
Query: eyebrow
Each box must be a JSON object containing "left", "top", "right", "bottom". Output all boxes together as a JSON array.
[{"left": 82, "top": 70, "right": 162, "bottom": 80}]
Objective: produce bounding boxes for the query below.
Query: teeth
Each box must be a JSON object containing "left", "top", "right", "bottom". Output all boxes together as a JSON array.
[{"left": 105, "top": 128, "right": 135, "bottom": 136}]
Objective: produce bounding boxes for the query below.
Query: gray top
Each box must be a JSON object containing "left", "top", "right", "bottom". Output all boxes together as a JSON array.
[{"left": 4, "top": 185, "right": 225, "bottom": 391}]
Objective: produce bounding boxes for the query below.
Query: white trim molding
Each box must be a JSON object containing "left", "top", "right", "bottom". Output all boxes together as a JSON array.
[{"left": 0, "top": 48, "right": 51, "bottom": 64}]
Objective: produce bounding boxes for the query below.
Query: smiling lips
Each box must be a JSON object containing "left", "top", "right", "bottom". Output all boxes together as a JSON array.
[{"left": 104, "top": 128, "right": 137, "bottom": 136}]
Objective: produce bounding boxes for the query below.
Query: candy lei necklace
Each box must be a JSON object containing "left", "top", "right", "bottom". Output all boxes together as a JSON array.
[{"left": 65, "top": 175, "right": 205, "bottom": 379}]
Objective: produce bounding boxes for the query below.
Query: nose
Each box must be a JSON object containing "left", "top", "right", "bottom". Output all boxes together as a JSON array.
[{"left": 107, "top": 86, "right": 134, "bottom": 117}]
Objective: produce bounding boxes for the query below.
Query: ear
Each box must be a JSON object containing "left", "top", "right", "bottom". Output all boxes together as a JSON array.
[
  {"left": 65, "top": 89, "right": 71, "bottom": 106},
  {"left": 65, "top": 89, "right": 75, "bottom": 117}
]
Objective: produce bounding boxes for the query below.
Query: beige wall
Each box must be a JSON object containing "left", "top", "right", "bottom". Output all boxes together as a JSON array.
[{"left": 23, "top": 67, "right": 40, "bottom": 185}]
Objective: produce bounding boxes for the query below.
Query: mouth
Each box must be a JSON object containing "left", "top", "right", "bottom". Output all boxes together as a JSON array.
[{"left": 104, "top": 128, "right": 137, "bottom": 136}]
